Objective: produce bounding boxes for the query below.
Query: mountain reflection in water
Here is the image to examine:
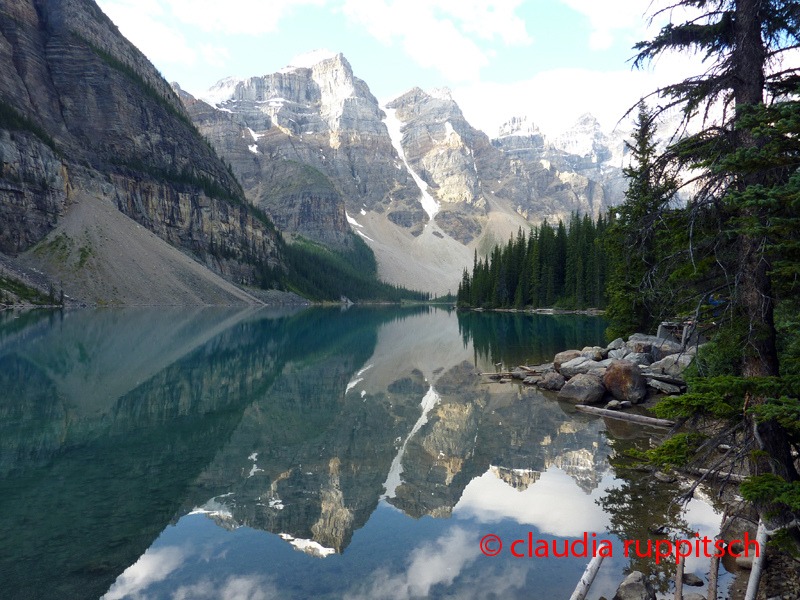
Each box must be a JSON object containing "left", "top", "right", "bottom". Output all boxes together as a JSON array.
[{"left": 0, "top": 307, "right": 725, "bottom": 600}]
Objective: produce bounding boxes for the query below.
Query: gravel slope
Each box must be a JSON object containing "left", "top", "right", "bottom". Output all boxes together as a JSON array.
[{"left": 20, "top": 193, "right": 264, "bottom": 306}]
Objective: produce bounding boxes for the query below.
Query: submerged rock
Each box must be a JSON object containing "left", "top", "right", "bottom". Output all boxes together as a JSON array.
[
  {"left": 612, "top": 571, "right": 656, "bottom": 600},
  {"left": 538, "top": 372, "right": 566, "bottom": 391}
]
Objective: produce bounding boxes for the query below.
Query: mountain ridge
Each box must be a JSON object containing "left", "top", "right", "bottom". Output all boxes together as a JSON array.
[{"left": 181, "top": 50, "right": 627, "bottom": 295}]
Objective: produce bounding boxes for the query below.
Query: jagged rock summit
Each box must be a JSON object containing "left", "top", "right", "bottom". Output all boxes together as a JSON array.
[{"left": 179, "top": 51, "right": 628, "bottom": 295}]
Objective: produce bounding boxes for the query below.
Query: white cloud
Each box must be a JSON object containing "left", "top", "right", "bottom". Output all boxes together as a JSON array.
[
  {"left": 173, "top": 576, "right": 280, "bottom": 600},
  {"left": 102, "top": 546, "right": 186, "bottom": 600},
  {"left": 453, "top": 50, "right": 708, "bottom": 138},
  {"left": 344, "top": 528, "right": 481, "bottom": 600},
  {"left": 558, "top": 0, "right": 645, "bottom": 50},
  {"left": 97, "top": 0, "right": 197, "bottom": 65},
  {"left": 162, "top": 0, "right": 327, "bottom": 35},
  {"left": 454, "top": 467, "right": 613, "bottom": 538},
  {"left": 341, "top": 0, "right": 530, "bottom": 83},
  {"left": 200, "top": 44, "right": 230, "bottom": 68}
]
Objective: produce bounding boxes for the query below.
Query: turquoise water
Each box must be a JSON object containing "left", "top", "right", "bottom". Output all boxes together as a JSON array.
[{"left": 0, "top": 307, "right": 727, "bottom": 599}]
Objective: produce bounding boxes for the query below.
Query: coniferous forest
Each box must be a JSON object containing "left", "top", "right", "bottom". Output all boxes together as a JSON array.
[{"left": 456, "top": 213, "right": 612, "bottom": 310}]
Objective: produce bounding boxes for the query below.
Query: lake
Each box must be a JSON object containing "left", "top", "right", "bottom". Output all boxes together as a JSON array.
[{"left": 0, "top": 306, "right": 729, "bottom": 599}]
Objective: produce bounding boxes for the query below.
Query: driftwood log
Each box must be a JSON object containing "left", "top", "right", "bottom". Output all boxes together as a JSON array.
[{"left": 574, "top": 405, "right": 675, "bottom": 428}]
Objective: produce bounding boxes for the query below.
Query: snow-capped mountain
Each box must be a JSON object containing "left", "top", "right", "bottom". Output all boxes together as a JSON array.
[{"left": 176, "top": 50, "right": 628, "bottom": 295}]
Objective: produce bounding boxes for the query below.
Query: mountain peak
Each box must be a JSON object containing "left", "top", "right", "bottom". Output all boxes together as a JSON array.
[
  {"left": 497, "top": 116, "right": 541, "bottom": 138},
  {"left": 286, "top": 48, "right": 339, "bottom": 70},
  {"left": 429, "top": 87, "right": 452, "bottom": 101}
]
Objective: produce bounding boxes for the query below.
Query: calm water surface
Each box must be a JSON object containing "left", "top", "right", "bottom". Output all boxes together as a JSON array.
[{"left": 0, "top": 307, "right": 730, "bottom": 600}]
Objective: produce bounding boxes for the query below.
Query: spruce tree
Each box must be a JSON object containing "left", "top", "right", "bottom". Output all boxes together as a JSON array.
[{"left": 631, "top": 0, "right": 800, "bottom": 543}]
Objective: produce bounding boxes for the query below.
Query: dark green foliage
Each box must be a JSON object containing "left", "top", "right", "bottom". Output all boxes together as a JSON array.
[
  {"left": 0, "top": 98, "right": 59, "bottom": 154},
  {"left": 629, "top": 433, "right": 707, "bottom": 469},
  {"left": 0, "top": 275, "right": 61, "bottom": 306},
  {"left": 604, "top": 101, "right": 678, "bottom": 339},
  {"left": 741, "top": 474, "right": 800, "bottom": 513},
  {"left": 280, "top": 235, "right": 429, "bottom": 302},
  {"left": 457, "top": 215, "right": 610, "bottom": 309}
]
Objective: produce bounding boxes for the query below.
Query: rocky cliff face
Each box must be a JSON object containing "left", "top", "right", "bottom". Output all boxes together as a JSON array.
[
  {"left": 182, "top": 52, "right": 628, "bottom": 295},
  {"left": 493, "top": 113, "right": 628, "bottom": 212},
  {"left": 0, "top": 0, "right": 282, "bottom": 303},
  {"left": 178, "top": 52, "right": 423, "bottom": 249}
]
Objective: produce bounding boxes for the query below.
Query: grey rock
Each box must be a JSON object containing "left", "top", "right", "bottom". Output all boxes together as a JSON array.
[
  {"left": 625, "top": 352, "right": 654, "bottom": 367},
  {"left": 620, "top": 401, "right": 632, "bottom": 408},
  {"left": 651, "top": 339, "right": 684, "bottom": 361},
  {"left": 538, "top": 372, "right": 566, "bottom": 391},
  {"left": 654, "top": 471, "right": 676, "bottom": 483},
  {"left": 522, "top": 375, "right": 541, "bottom": 385},
  {"left": 682, "top": 594, "right": 706, "bottom": 600},
  {"left": 606, "top": 400, "right": 622, "bottom": 410},
  {"left": 603, "top": 360, "right": 647, "bottom": 403},
  {"left": 587, "top": 367, "right": 608, "bottom": 378},
  {"left": 608, "top": 348, "right": 630, "bottom": 360},
  {"left": 607, "top": 337, "right": 625, "bottom": 350},
  {"left": 650, "top": 353, "right": 695, "bottom": 377},
  {"left": 554, "top": 350, "right": 582, "bottom": 371},
  {"left": 560, "top": 356, "right": 600, "bottom": 378},
  {"left": 581, "top": 348, "right": 604, "bottom": 361},
  {"left": 612, "top": 571, "right": 656, "bottom": 600},
  {"left": 682, "top": 573, "right": 704, "bottom": 586},
  {"left": 512, "top": 368, "right": 528, "bottom": 380},
  {"left": 736, "top": 556, "right": 754, "bottom": 569},
  {"left": 557, "top": 373, "right": 606, "bottom": 404},
  {"left": 647, "top": 378, "right": 682, "bottom": 395}
]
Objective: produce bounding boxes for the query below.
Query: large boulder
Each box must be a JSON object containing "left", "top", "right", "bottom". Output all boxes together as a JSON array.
[
  {"left": 607, "top": 337, "right": 625, "bottom": 350},
  {"left": 651, "top": 339, "right": 684, "bottom": 361},
  {"left": 625, "top": 352, "right": 654, "bottom": 367},
  {"left": 560, "top": 356, "right": 595, "bottom": 378},
  {"left": 557, "top": 373, "right": 606, "bottom": 404},
  {"left": 626, "top": 333, "right": 684, "bottom": 361},
  {"left": 626, "top": 334, "right": 661, "bottom": 355},
  {"left": 603, "top": 360, "right": 647, "bottom": 403},
  {"left": 647, "top": 378, "right": 682, "bottom": 395},
  {"left": 650, "top": 353, "right": 694, "bottom": 378},
  {"left": 538, "top": 372, "right": 566, "bottom": 391},
  {"left": 581, "top": 346, "right": 607, "bottom": 360},
  {"left": 612, "top": 571, "right": 656, "bottom": 600},
  {"left": 554, "top": 350, "right": 582, "bottom": 371},
  {"left": 608, "top": 347, "right": 630, "bottom": 360}
]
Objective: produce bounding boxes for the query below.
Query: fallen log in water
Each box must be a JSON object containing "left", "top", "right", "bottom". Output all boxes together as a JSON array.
[
  {"left": 687, "top": 467, "right": 747, "bottom": 483},
  {"left": 743, "top": 520, "right": 768, "bottom": 600},
  {"left": 574, "top": 405, "right": 675, "bottom": 428},
  {"left": 674, "top": 553, "right": 684, "bottom": 600},
  {"left": 568, "top": 553, "right": 605, "bottom": 600}
]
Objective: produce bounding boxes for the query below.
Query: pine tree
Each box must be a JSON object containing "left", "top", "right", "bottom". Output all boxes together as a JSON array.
[
  {"left": 605, "top": 101, "right": 677, "bottom": 339},
  {"left": 631, "top": 0, "right": 800, "bottom": 543}
]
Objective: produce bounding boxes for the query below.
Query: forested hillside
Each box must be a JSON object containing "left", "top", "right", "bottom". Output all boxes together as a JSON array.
[{"left": 456, "top": 213, "right": 611, "bottom": 310}]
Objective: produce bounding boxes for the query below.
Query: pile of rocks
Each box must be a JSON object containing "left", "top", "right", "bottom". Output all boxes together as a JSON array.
[{"left": 511, "top": 333, "right": 699, "bottom": 408}]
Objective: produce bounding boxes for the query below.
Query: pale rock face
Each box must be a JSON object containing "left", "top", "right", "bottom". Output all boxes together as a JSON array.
[
  {"left": 179, "top": 54, "right": 629, "bottom": 292},
  {"left": 386, "top": 87, "right": 483, "bottom": 210}
]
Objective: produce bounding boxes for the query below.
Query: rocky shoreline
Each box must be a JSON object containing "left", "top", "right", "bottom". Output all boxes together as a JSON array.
[{"left": 491, "top": 333, "right": 800, "bottom": 600}]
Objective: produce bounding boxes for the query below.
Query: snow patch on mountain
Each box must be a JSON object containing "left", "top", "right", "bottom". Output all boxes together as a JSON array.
[
  {"left": 195, "top": 76, "right": 241, "bottom": 107},
  {"left": 382, "top": 107, "right": 440, "bottom": 220}
]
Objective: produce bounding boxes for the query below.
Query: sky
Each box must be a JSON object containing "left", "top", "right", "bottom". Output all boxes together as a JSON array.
[{"left": 95, "top": 0, "right": 709, "bottom": 137}]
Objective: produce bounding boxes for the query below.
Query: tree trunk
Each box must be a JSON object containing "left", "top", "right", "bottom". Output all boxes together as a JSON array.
[{"left": 733, "top": 0, "right": 800, "bottom": 493}]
